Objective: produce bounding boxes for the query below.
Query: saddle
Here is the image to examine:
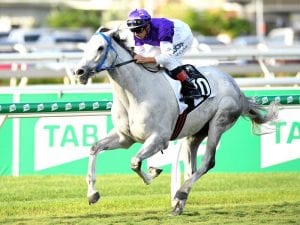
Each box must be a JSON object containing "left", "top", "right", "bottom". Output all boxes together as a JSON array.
[
  {"left": 167, "top": 65, "right": 212, "bottom": 140},
  {"left": 166, "top": 64, "right": 211, "bottom": 108}
]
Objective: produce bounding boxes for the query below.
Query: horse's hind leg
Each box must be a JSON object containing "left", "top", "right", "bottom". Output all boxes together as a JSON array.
[
  {"left": 87, "top": 129, "right": 134, "bottom": 205},
  {"left": 171, "top": 127, "right": 208, "bottom": 207},
  {"left": 172, "top": 98, "right": 240, "bottom": 215},
  {"left": 182, "top": 124, "right": 209, "bottom": 181}
]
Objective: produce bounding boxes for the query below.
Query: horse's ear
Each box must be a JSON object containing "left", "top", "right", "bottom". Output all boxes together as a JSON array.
[
  {"left": 106, "top": 27, "right": 119, "bottom": 37},
  {"left": 97, "top": 26, "right": 110, "bottom": 33},
  {"left": 96, "top": 26, "right": 103, "bottom": 33}
]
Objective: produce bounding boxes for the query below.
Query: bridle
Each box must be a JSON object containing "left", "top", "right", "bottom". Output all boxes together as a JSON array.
[
  {"left": 93, "top": 32, "right": 160, "bottom": 74},
  {"left": 94, "top": 32, "right": 136, "bottom": 73}
]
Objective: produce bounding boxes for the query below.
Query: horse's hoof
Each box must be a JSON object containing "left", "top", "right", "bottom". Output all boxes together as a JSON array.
[
  {"left": 171, "top": 209, "right": 183, "bottom": 216},
  {"left": 88, "top": 192, "right": 100, "bottom": 205},
  {"left": 79, "top": 74, "right": 89, "bottom": 85},
  {"left": 148, "top": 167, "right": 163, "bottom": 178},
  {"left": 171, "top": 200, "right": 184, "bottom": 216},
  {"left": 171, "top": 196, "right": 187, "bottom": 216}
]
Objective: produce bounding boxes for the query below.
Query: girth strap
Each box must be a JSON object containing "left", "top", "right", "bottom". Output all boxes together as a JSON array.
[{"left": 170, "top": 109, "right": 188, "bottom": 140}]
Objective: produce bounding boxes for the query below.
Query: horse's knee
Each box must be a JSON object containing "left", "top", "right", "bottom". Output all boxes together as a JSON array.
[
  {"left": 90, "top": 141, "right": 110, "bottom": 155},
  {"left": 131, "top": 157, "right": 141, "bottom": 170},
  {"left": 90, "top": 143, "right": 98, "bottom": 155}
]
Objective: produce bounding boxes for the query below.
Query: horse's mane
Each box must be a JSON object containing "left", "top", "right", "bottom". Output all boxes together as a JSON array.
[
  {"left": 99, "top": 27, "right": 134, "bottom": 56},
  {"left": 98, "top": 27, "right": 160, "bottom": 73}
]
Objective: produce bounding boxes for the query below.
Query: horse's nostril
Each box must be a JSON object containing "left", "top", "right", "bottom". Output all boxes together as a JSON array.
[{"left": 75, "top": 68, "right": 85, "bottom": 76}]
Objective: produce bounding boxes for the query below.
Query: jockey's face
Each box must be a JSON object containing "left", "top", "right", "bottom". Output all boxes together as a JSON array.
[{"left": 132, "top": 24, "right": 149, "bottom": 39}]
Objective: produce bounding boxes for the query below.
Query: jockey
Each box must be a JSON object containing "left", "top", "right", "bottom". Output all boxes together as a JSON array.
[{"left": 127, "top": 8, "right": 201, "bottom": 99}]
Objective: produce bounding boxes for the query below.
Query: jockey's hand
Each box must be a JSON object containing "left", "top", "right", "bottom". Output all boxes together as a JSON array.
[{"left": 134, "top": 54, "right": 156, "bottom": 64}]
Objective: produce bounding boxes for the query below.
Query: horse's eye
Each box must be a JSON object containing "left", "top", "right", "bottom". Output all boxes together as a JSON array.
[{"left": 98, "top": 46, "right": 104, "bottom": 51}]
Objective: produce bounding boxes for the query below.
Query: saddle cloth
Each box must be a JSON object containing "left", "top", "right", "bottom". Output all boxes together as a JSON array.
[
  {"left": 164, "top": 64, "right": 215, "bottom": 140},
  {"left": 164, "top": 64, "right": 215, "bottom": 114}
]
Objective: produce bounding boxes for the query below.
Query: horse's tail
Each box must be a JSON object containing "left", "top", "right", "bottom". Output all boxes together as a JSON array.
[{"left": 241, "top": 96, "right": 279, "bottom": 135}]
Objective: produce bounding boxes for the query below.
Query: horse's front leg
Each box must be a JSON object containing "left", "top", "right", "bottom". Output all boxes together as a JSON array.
[
  {"left": 87, "top": 129, "right": 133, "bottom": 205},
  {"left": 131, "top": 133, "right": 169, "bottom": 184}
]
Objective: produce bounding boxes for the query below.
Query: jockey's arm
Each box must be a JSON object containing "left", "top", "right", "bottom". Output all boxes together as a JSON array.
[
  {"left": 154, "top": 41, "right": 174, "bottom": 66},
  {"left": 134, "top": 41, "right": 173, "bottom": 65},
  {"left": 133, "top": 45, "right": 155, "bottom": 64},
  {"left": 134, "top": 54, "right": 156, "bottom": 64}
]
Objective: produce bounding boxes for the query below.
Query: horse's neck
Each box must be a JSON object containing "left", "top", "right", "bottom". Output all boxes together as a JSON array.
[
  {"left": 107, "top": 41, "right": 165, "bottom": 106},
  {"left": 109, "top": 65, "right": 157, "bottom": 107}
]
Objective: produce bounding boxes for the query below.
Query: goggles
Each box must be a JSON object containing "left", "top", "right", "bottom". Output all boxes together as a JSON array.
[
  {"left": 127, "top": 19, "right": 145, "bottom": 27},
  {"left": 130, "top": 27, "right": 145, "bottom": 33}
]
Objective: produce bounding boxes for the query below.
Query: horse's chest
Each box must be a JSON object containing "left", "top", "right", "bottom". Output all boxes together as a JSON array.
[
  {"left": 130, "top": 119, "right": 150, "bottom": 141},
  {"left": 116, "top": 113, "right": 150, "bottom": 142},
  {"left": 113, "top": 100, "right": 157, "bottom": 141}
]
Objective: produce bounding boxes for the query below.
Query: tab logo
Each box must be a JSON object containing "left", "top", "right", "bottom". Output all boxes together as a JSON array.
[
  {"left": 287, "top": 96, "right": 293, "bottom": 104},
  {"left": 274, "top": 96, "right": 281, "bottom": 104},
  {"left": 23, "top": 104, "right": 30, "bottom": 112},
  {"left": 65, "top": 103, "right": 72, "bottom": 111},
  {"left": 261, "top": 108, "right": 300, "bottom": 168},
  {"left": 261, "top": 97, "right": 269, "bottom": 104},
  {"left": 79, "top": 102, "right": 85, "bottom": 110},
  {"left": 37, "top": 104, "right": 44, "bottom": 112},
  {"left": 34, "top": 116, "right": 107, "bottom": 171},
  {"left": 51, "top": 103, "right": 58, "bottom": 111},
  {"left": 106, "top": 102, "right": 113, "bottom": 110},
  {"left": 9, "top": 104, "right": 16, "bottom": 112},
  {"left": 93, "top": 102, "right": 99, "bottom": 110}
]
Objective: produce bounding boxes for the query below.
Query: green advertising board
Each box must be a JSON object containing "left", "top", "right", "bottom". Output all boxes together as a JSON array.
[
  {"left": 0, "top": 94, "right": 13, "bottom": 175},
  {"left": 0, "top": 88, "right": 299, "bottom": 176}
]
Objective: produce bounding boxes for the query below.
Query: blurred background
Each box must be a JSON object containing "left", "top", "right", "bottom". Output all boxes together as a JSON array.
[
  {"left": 0, "top": 0, "right": 300, "bottom": 86},
  {"left": 0, "top": 3, "right": 299, "bottom": 221}
]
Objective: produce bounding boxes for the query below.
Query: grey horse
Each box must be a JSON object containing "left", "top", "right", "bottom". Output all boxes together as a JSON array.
[{"left": 73, "top": 28, "right": 278, "bottom": 215}]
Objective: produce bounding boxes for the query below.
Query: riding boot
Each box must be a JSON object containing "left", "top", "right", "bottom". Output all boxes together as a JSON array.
[{"left": 171, "top": 67, "right": 201, "bottom": 99}]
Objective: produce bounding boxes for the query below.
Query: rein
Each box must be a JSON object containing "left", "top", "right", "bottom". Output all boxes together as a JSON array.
[{"left": 94, "top": 32, "right": 160, "bottom": 73}]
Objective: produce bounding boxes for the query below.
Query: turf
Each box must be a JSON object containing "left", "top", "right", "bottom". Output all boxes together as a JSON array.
[{"left": 0, "top": 173, "right": 299, "bottom": 225}]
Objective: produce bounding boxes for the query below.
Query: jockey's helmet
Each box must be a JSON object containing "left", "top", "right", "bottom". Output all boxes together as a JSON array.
[{"left": 127, "top": 9, "right": 151, "bottom": 29}]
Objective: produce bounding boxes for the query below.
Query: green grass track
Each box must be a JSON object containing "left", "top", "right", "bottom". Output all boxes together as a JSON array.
[{"left": 0, "top": 173, "right": 299, "bottom": 225}]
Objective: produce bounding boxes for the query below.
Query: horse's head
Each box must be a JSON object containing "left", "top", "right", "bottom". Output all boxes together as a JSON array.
[{"left": 73, "top": 28, "right": 118, "bottom": 84}]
